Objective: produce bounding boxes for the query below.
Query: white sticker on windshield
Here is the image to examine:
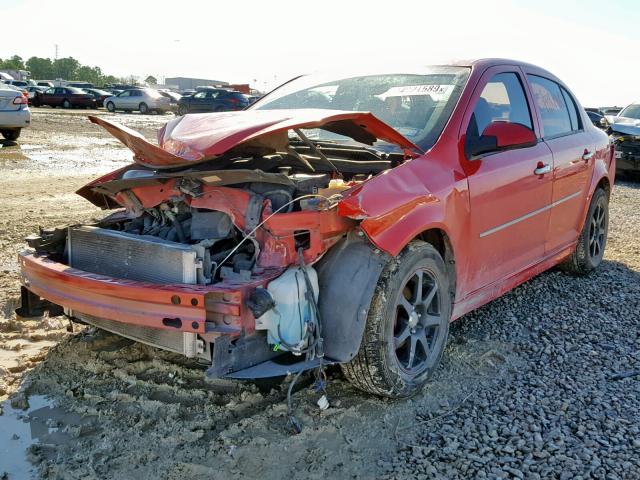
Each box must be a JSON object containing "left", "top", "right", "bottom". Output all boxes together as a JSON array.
[{"left": 377, "top": 84, "right": 453, "bottom": 100}]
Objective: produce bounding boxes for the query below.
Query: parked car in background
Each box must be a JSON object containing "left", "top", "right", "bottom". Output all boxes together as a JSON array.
[
  {"left": 25, "top": 86, "right": 48, "bottom": 103},
  {"left": 32, "top": 87, "right": 97, "bottom": 109},
  {"left": 67, "top": 82, "right": 94, "bottom": 89},
  {"left": 4, "top": 79, "right": 30, "bottom": 88},
  {"left": 180, "top": 89, "right": 196, "bottom": 97},
  {"left": 0, "top": 85, "right": 30, "bottom": 140},
  {"left": 36, "top": 81, "right": 54, "bottom": 88},
  {"left": 176, "top": 88, "right": 249, "bottom": 115},
  {"left": 608, "top": 102, "right": 640, "bottom": 175},
  {"left": 586, "top": 110, "right": 608, "bottom": 130},
  {"left": 83, "top": 88, "right": 112, "bottom": 108},
  {"left": 17, "top": 59, "right": 614, "bottom": 398},
  {"left": 104, "top": 88, "right": 171, "bottom": 114},
  {"left": 158, "top": 90, "right": 181, "bottom": 112}
]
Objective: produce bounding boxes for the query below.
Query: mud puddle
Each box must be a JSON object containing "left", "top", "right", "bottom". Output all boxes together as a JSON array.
[{"left": 0, "top": 395, "right": 94, "bottom": 479}]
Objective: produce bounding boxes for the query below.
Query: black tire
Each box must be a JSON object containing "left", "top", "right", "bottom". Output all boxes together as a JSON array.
[
  {"left": 214, "top": 105, "right": 225, "bottom": 112},
  {"left": 560, "top": 188, "right": 609, "bottom": 275},
  {"left": 62, "top": 99, "right": 71, "bottom": 109},
  {"left": 177, "top": 105, "right": 187, "bottom": 116},
  {"left": 139, "top": 102, "right": 148, "bottom": 114},
  {"left": 106, "top": 102, "right": 115, "bottom": 112},
  {"left": 1, "top": 129, "right": 20, "bottom": 141},
  {"left": 341, "top": 240, "right": 452, "bottom": 398}
]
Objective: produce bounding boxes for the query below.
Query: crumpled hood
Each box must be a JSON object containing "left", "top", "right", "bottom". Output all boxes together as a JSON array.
[
  {"left": 89, "top": 109, "right": 421, "bottom": 169},
  {"left": 609, "top": 117, "right": 640, "bottom": 136}
]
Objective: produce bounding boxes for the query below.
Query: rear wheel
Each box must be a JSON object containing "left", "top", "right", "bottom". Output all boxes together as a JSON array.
[
  {"left": 560, "top": 188, "right": 609, "bottom": 275},
  {"left": 62, "top": 99, "right": 71, "bottom": 109},
  {"left": 139, "top": 102, "right": 148, "bottom": 114},
  {"left": 341, "top": 241, "right": 451, "bottom": 398},
  {"left": 106, "top": 102, "right": 115, "bottom": 112},
  {"left": 0, "top": 129, "right": 20, "bottom": 141}
]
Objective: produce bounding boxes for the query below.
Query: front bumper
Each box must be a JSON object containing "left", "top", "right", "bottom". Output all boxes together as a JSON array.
[
  {"left": 0, "top": 107, "right": 31, "bottom": 128},
  {"left": 18, "top": 251, "right": 278, "bottom": 337},
  {"left": 615, "top": 143, "right": 640, "bottom": 172}
]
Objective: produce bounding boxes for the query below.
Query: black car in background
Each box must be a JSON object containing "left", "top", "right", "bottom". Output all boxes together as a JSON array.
[
  {"left": 177, "top": 88, "right": 249, "bottom": 115},
  {"left": 83, "top": 88, "right": 112, "bottom": 107},
  {"left": 585, "top": 110, "right": 608, "bottom": 130}
]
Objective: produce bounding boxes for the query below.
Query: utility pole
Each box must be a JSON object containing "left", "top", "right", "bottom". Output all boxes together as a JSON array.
[{"left": 54, "top": 44, "right": 59, "bottom": 60}]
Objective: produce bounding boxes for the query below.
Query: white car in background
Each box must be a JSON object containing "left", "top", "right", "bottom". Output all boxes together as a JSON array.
[
  {"left": 104, "top": 88, "right": 171, "bottom": 114},
  {"left": 0, "top": 86, "right": 30, "bottom": 141}
]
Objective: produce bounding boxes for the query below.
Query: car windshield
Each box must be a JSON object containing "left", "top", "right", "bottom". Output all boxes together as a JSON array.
[
  {"left": 619, "top": 104, "right": 640, "bottom": 120},
  {"left": 251, "top": 67, "right": 470, "bottom": 151}
]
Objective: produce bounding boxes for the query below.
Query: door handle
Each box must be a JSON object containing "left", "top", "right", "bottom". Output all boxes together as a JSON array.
[
  {"left": 582, "top": 150, "right": 594, "bottom": 161},
  {"left": 534, "top": 163, "right": 551, "bottom": 175}
]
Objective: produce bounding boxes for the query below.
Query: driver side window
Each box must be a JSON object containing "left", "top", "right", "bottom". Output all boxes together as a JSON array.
[{"left": 467, "top": 72, "right": 533, "bottom": 139}]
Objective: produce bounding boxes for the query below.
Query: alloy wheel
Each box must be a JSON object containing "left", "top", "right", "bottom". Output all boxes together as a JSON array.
[
  {"left": 393, "top": 268, "right": 444, "bottom": 375},
  {"left": 589, "top": 201, "right": 607, "bottom": 260}
]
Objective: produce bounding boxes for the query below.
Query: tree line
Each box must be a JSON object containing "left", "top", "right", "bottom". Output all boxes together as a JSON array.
[{"left": 0, "top": 54, "right": 132, "bottom": 86}]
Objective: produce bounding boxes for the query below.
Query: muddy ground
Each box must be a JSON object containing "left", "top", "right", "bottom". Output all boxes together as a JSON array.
[{"left": 0, "top": 108, "right": 638, "bottom": 479}]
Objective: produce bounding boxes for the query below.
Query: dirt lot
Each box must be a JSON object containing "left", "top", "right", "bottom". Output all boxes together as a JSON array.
[{"left": 1, "top": 108, "right": 639, "bottom": 479}]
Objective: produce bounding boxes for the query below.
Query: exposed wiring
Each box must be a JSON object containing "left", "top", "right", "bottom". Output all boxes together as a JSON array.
[{"left": 212, "top": 193, "right": 341, "bottom": 278}]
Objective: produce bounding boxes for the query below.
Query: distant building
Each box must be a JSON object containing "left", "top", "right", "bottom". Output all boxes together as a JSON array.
[{"left": 165, "top": 77, "right": 228, "bottom": 91}]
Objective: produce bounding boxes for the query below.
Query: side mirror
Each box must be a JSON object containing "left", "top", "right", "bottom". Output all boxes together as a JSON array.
[{"left": 466, "top": 121, "right": 537, "bottom": 158}]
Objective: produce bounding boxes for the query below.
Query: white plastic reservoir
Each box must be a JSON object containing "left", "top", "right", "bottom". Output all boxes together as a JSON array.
[{"left": 255, "top": 266, "right": 319, "bottom": 353}]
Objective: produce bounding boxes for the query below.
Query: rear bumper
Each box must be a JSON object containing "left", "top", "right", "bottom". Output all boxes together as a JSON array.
[
  {"left": 0, "top": 107, "right": 31, "bottom": 128},
  {"left": 18, "top": 251, "right": 277, "bottom": 336}
]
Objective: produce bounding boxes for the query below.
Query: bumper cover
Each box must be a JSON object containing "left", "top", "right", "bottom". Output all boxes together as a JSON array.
[{"left": 0, "top": 107, "right": 31, "bottom": 128}]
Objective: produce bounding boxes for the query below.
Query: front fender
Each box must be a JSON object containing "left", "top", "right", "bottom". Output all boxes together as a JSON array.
[{"left": 337, "top": 158, "right": 462, "bottom": 257}]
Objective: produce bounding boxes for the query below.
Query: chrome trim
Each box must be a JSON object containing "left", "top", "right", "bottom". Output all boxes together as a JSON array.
[{"left": 480, "top": 190, "right": 582, "bottom": 238}]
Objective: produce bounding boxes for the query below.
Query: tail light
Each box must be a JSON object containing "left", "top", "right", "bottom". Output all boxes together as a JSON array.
[{"left": 13, "top": 96, "right": 28, "bottom": 105}]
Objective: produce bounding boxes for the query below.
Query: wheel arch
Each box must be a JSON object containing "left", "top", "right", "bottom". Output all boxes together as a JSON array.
[{"left": 413, "top": 228, "right": 457, "bottom": 303}]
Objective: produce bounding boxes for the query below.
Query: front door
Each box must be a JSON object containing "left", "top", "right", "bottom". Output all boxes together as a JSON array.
[{"left": 463, "top": 67, "right": 554, "bottom": 296}]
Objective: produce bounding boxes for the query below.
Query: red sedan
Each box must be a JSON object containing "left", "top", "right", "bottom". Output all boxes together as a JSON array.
[
  {"left": 17, "top": 59, "right": 613, "bottom": 398},
  {"left": 32, "top": 86, "right": 97, "bottom": 109}
]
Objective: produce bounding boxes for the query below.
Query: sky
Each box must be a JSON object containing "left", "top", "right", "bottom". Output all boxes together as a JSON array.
[{"left": 1, "top": 0, "right": 639, "bottom": 106}]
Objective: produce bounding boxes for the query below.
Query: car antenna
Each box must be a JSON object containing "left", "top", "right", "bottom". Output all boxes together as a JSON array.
[{"left": 293, "top": 128, "right": 342, "bottom": 178}]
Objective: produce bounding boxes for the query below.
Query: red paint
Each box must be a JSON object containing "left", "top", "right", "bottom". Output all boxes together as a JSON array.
[
  {"left": 22, "top": 59, "right": 613, "bottom": 338},
  {"left": 89, "top": 109, "right": 420, "bottom": 169},
  {"left": 482, "top": 121, "right": 537, "bottom": 148}
]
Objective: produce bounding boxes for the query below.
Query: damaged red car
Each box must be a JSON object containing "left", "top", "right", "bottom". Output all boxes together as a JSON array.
[{"left": 17, "top": 59, "right": 614, "bottom": 397}]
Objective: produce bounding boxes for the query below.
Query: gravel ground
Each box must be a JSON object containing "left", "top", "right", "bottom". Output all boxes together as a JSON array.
[{"left": 0, "top": 109, "right": 639, "bottom": 479}]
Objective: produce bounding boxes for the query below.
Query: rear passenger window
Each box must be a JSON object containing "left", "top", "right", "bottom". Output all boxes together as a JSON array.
[
  {"left": 560, "top": 87, "right": 582, "bottom": 131},
  {"left": 527, "top": 75, "right": 574, "bottom": 137},
  {"left": 467, "top": 72, "right": 532, "bottom": 139}
]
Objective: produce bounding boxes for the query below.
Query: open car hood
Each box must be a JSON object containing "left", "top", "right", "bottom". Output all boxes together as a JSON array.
[{"left": 88, "top": 108, "right": 421, "bottom": 170}]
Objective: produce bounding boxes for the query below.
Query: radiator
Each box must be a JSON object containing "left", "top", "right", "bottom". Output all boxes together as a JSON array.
[
  {"left": 70, "top": 310, "right": 209, "bottom": 360},
  {"left": 67, "top": 226, "right": 201, "bottom": 284}
]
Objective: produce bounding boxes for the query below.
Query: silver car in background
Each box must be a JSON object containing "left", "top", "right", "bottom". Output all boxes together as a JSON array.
[
  {"left": 104, "top": 88, "right": 171, "bottom": 114},
  {"left": 0, "top": 86, "right": 31, "bottom": 141}
]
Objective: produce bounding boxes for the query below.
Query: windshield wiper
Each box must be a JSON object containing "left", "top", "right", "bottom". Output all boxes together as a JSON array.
[{"left": 293, "top": 129, "right": 342, "bottom": 177}]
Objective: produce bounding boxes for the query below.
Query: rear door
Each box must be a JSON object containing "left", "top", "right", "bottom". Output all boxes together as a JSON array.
[
  {"left": 524, "top": 74, "right": 593, "bottom": 253},
  {"left": 463, "top": 66, "right": 554, "bottom": 296},
  {"left": 115, "top": 90, "right": 131, "bottom": 109}
]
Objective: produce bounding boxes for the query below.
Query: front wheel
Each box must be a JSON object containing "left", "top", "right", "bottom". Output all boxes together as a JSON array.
[
  {"left": 177, "top": 105, "right": 187, "bottom": 116},
  {"left": 1, "top": 129, "right": 21, "bottom": 141},
  {"left": 106, "top": 102, "right": 115, "bottom": 112},
  {"left": 341, "top": 240, "right": 452, "bottom": 398},
  {"left": 62, "top": 99, "right": 71, "bottom": 109},
  {"left": 560, "top": 188, "right": 609, "bottom": 275}
]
